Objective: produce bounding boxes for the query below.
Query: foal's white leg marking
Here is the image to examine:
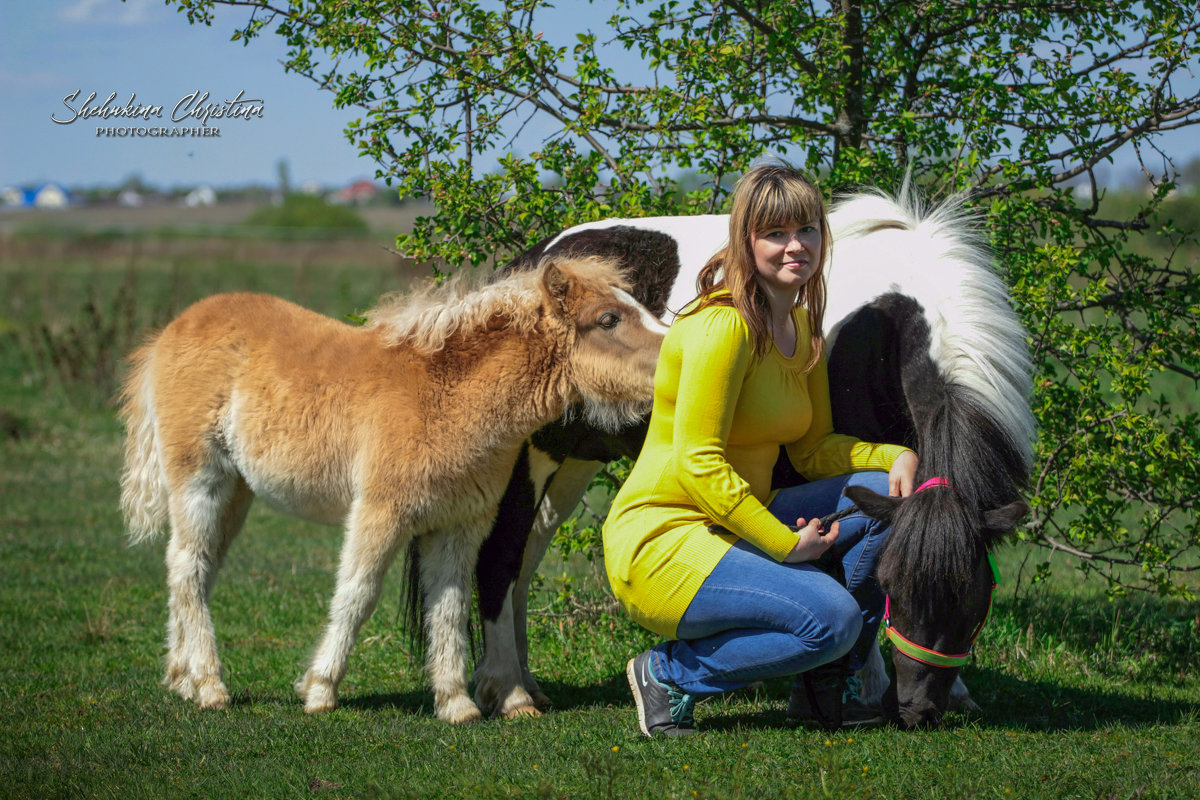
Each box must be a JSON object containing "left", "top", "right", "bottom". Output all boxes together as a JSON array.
[
  {"left": 297, "top": 501, "right": 409, "bottom": 714},
  {"left": 163, "top": 464, "right": 248, "bottom": 710},
  {"left": 419, "top": 522, "right": 491, "bottom": 724}
]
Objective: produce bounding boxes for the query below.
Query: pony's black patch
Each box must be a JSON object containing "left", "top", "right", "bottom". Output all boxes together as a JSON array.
[
  {"left": 476, "top": 442, "right": 542, "bottom": 621},
  {"left": 506, "top": 226, "right": 681, "bottom": 318},
  {"left": 827, "top": 298, "right": 920, "bottom": 449}
]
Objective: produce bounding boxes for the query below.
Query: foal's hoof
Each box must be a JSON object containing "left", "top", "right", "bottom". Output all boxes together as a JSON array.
[
  {"left": 163, "top": 669, "right": 195, "bottom": 701},
  {"left": 296, "top": 672, "right": 338, "bottom": 713},
  {"left": 195, "top": 678, "right": 231, "bottom": 710}
]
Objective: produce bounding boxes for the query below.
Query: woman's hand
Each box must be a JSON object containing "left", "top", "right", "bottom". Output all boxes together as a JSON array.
[
  {"left": 782, "top": 518, "right": 839, "bottom": 564},
  {"left": 889, "top": 449, "right": 919, "bottom": 497}
]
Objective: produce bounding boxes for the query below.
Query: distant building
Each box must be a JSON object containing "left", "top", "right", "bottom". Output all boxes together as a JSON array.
[
  {"left": 1, "top": 182, "right": 72, "bottom": 209},
  {"left": 118, "top": 188, "right": 144, "bottom": 207},
  {"left": 328, "top": 179, "right": 381, "bottom": 205},
  {"left": 184, "top": 186, "right": 217, "bottom": 207}
]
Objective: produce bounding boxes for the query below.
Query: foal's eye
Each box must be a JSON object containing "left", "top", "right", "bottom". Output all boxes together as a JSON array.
[{"left": 598, "top": 312, "right": 621, "bottom": 329}]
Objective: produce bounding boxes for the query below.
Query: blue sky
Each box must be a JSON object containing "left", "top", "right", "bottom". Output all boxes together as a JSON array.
[
  {"left": 2, "top": 1, "right": 1195, "bottom": 192},
  {"left": 1, "top": 0, "right": 396, "bottom": 190}
]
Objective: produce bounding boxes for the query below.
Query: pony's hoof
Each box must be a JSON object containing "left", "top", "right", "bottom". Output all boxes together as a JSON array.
[
  {"left": 530, "top": 688, "right": 552, "bottom": 711},
  {"left": 948, "top": 677, "right": 979, "bottom": 712},
  {"left": 495, "top": 686, "right": 541, "bottom": 719},
  {"left": 500, "top": 703, "right": 541, "bottom": 720},
  {"left": 437, "top": 696, "right": 483, "bottom": 725}
]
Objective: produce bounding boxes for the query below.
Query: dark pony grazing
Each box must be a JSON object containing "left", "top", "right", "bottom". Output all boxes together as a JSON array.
[
  {"left": 458, "top": 190, "right": 1035, "bottom": 727},
  {"left": 828, "top": 285, "right": 1031, "bottom": 726}
]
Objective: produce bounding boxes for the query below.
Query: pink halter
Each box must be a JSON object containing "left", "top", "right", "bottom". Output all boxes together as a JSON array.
[{"left": 915, "top": 476, "right": 951, "bottom": 493}]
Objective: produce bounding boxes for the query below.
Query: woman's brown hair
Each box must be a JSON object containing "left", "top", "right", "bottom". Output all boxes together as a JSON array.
[{"left": 685, "top": 162, "right": 831, "bottom": 372}]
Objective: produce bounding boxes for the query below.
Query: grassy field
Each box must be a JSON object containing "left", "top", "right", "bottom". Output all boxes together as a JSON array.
[{"left": 2, "top": 215, "right": 1199, "bottom": 799}]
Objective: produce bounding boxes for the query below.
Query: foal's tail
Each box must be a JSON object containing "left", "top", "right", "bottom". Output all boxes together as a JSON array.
[{"left": 118, "top": 340, "right": 169, "bottom": 544}]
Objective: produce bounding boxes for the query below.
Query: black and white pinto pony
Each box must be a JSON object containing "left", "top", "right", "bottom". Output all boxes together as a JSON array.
[{"left": 454, "top": 190, "right": 1035, "bottom": 729}]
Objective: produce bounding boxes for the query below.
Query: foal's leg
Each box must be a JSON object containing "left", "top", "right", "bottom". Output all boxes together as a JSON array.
[
  {"left": 163, "top": 471, "right": 251, "bottom": 709},
  {"left": 420, "top": 522, "right": 491, "bottom": 724},
  {"left": 297, "top": 502, "right": 406, "bottom": 713}
]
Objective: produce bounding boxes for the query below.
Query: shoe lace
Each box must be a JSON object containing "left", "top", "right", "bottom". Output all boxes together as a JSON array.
[{"left": 667, "top": 687, "right": 696, "bottom": 726}]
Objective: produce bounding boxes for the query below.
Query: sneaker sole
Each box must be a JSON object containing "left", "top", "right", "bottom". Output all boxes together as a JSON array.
[
  {"left": 626, "top": 657, "right": 654, "bottom": 738},
  {"left": 626, "top": 657, "right": 696, "bottom": 738}
]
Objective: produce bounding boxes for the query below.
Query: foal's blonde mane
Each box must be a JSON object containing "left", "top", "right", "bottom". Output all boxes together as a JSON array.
[{"left": 365, "top": 255, "right": 628, "bottom": 354}]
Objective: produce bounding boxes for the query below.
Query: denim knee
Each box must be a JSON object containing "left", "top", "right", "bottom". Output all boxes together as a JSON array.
[{"left": 805, "top": 591, "right": 862, "bottom": 664}]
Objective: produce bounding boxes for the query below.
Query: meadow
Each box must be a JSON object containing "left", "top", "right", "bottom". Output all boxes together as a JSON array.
[{"left": 1, "top": 208, "right": 1198, "bottom": 799}]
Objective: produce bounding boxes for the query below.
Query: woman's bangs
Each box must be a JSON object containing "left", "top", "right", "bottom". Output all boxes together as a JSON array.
[{"left": 751, "top": 181, "right": 824, "bottom": 231}]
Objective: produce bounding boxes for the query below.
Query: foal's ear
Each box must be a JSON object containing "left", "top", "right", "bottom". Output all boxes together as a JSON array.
[
  {"left": 982, "top": 500, "right": 1030, "bottom": 536},
  {"left": 540, "top": 259, "right": 573, "bottom": 313},
  {"left": 843, "top": 485, "right": 902, "bottom": 525}
]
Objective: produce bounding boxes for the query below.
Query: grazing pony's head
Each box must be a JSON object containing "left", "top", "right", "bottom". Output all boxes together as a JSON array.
[
  {"left": 365, "top": 255, "right": 665, "bottom": 433},
  {"left": 845, "top": 460, "right": 1027, "bottom": 728}
]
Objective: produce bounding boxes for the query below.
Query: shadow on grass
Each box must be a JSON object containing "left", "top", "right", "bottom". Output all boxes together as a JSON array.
[
  {"left": 520, "top": 667, "right": 1197, "bottom": 735},
  {"left": 956, "top": 666, "right": 1198, "bottom": 732},
  {"left": 339, "top": 690, "right": 434, "bottom": 716}
]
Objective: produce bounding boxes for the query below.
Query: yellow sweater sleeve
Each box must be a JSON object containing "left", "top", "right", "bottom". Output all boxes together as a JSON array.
[
  {"left": 672, "top": 307, "right": 801, "bottom": 561},
  {"left": 785, "top": 352, "right": 913, "bottom": 479}
]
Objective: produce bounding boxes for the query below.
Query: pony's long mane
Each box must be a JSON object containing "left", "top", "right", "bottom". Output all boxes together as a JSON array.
[
  {"left": 830, "top": 189, "right": 1035, "bottom": 472},
  {"left": 365, "top": 255, "right": 629, "bottom": 355}
]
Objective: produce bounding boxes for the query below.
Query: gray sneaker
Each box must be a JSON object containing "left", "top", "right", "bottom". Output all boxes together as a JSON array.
[
  {"left": 626, "top": 650, "right": 697, "bottom": 738},
  {"left": 786, "top": 663, "right": 883, "bottom": 730}
]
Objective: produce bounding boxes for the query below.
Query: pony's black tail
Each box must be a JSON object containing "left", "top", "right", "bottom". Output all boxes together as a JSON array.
[{"left": 400, "top": 542, "right": 479, "bottom": 661}]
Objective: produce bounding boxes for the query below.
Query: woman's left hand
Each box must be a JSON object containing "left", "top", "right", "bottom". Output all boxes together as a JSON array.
[{"left": 889, "top": 450, "right": 919, "bottom": 497}]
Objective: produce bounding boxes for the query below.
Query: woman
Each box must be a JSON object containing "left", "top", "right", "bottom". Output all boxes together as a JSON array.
[{"left": 602, "top": 162, "right": 918, "bottom": 737}]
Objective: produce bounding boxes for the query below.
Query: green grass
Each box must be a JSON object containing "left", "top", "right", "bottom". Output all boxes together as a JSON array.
[{"left": 2, "top": 231, "right": 1199, "bottom": 799}]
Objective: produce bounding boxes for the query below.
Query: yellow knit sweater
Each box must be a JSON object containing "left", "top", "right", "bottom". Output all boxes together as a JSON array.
[{"left": 602, "top": 301, "right": 911, "bottom": 638}]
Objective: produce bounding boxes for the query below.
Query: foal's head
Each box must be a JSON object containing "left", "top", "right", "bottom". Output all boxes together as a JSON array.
[
  {"left": 845, "top": 481, "right": 1027, "bottom": 729},
  {"left": 537, "top": 255, "right": 667, "bottom": 433}
]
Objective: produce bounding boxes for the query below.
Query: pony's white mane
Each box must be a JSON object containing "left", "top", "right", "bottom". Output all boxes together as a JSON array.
[
  {"left": 365, "top": 268, "right": 545, "bottom": 354},
  {"left": 828, "top": 189, "right": 1036, "bottom": 468}
]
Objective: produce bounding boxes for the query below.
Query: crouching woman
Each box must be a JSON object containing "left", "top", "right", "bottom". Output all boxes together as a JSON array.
[{"left": 602, "top": 162, "right": 918, "bottom": 737}]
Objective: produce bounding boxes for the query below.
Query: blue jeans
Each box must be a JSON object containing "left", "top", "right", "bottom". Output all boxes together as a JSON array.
[{"left": 651, "top": 471, "right": 891, "bottom": 697}]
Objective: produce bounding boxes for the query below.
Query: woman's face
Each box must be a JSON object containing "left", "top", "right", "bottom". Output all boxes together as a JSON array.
[{"left": 750, "top": 220, "right": 822, "bottom": 297}]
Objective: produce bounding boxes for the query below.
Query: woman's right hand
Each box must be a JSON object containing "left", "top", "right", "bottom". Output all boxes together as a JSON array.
[{"left": 782, "top": 517, "right": 839, "bottom": 563}]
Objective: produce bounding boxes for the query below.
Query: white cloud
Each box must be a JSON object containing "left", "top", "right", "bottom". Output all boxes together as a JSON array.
[{"left": 58, "top": 0, "right": 156, "bottom": 26}]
